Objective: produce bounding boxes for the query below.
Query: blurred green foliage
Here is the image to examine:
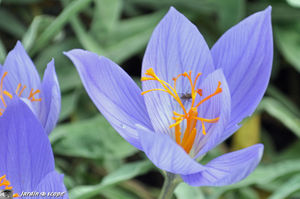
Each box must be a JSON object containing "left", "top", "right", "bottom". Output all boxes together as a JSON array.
[{"left": 0, "top": 0, "right": 300, "bottom": 198}]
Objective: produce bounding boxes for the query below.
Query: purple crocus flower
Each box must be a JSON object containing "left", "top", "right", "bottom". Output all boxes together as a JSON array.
[
  {"left": 0, "top": 98, "right": 68, "bottom": 198},
  {"left": 65, "top": 6, "right": 272, "bottom": 186},
  {"left": 0, "top": 41, "right": 60, "bottom": 135}
]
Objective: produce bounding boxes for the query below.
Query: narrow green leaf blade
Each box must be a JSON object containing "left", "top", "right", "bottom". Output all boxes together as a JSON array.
[
  {"left": 269, "top": 174, "right": 300, "bottom": 199},
  {"left": 68, "top": 161, "right": 153, "bottom": 199}
]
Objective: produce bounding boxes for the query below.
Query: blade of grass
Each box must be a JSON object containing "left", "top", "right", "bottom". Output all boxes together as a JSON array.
[{"left": 30, "top": 0, "right": 93, "bottom": 55}]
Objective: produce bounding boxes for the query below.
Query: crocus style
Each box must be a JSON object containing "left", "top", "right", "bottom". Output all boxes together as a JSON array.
[
  {"left": 0, "top": 41, "right": 60, "bottom": 135},
  {"left": 0, "top": 98, "right": 68, "bottom": 198},
  {"left": 65, "top": 7, "right": 273, "bottom": 186}
]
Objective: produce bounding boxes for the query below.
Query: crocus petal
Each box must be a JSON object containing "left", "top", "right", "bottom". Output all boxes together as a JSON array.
[
  {"left": 142, "top": 7, "right": 215, "bottom": 136},
  {"left": 211, "top": 7, "right": 273, "bottom": 137},
  {"left": 1, "top": 41, "right": 41, "bottom": 95},
  {"left": 137, "top": 125, "right": 205, "bottom": 175},
  {"left": 191, "top": 70, "right": 231, "bottom": 158},
  {"left": 181, "top": 144, "right": 264, "bottom": 186},
  {"left": 31, "top": 171, "right": 68, "bottom": 199},
  {"left": 39, "top": 59, "right": 61, "bottom": 135},
  {"left": 0, "top": 98, "right": 55, "bottom": 193},
  {"left": 65, "top": 49, "right": 153, "bottom": 150}
]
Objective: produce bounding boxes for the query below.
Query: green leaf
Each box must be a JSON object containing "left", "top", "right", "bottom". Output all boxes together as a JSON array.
[
  {"left": 104, "top": 27, "right": 153, "bottom": 63},
  {"left": 269, "top": 174, "right": 300, "bottom": 199},
  {"left": 260, "top": 97, "right": 300, "bottom": 137},
  {"left": 90, "top": 0, "right": 122, "bottom": 34},
  {"left": 33, "top": 37, "right": 81, "bottom": 92},
  {"left": 68, "top": 161, "right": 153, "bottom": 199},
  {"left": 22, "top": 15, "right": 55, "bottom": 51},
  {"left": 209, "top": 159, "right": 300, "bottom": 199},
  {"left": 212, "top": 0, "right": 245, "bottom": 32},
  {"left": 69, "top": 8, "right": 164, "bottom": 63},
  {"left": 275, "top": 24, "right": 300, "bottom": 72},
  {"left": 267, "top": 85, "right": 300, "bottom": 118},
  {"left": 31, "top": 0, "right": 93, "bottom": 55},
  {"left": 100, "top": 186, "right": 139, "bottom": 199},
  {"left": 59, "top": 91, "right": 79, "bottom": 121},
  {"left": 245, "top": 160, "right": 300, "bottom": 185},
  {"left": 0, "top": 38, "right": 6, "bottom": 63},
  {"left": 103, "top": 11, "right": 164, "bottom": 63},
  {"left": 276, "top": 141, "right": 300, "bottom": 161},
  {"left": 0, "top": 8, "right": 26, "bottom": 38},
  {"left": 101, "top": 161, "right": 152, "bottom": 186},
  {"left": 124, "top": 0, "right": 216, "bottom": 15},
  {"left": 175, "top": 183, "right": 205, "bottom": 199},
  {"left": 248, "top": 3, "right": 300, "bottom": 22},
  {"left": 51, "top": 116, "right": 137, "bottom": 159},
  {"left": 287, "top": 0, "right": 300, "bottom": 8},
  {"left": 238, "top": 187, "right": 259, "bottom": 199},
  {"left": 1, "top": 0, "right": 42, "bottom": 3},
  {"left": 67, "top": 15, "right": 106, "bottom": 56}
]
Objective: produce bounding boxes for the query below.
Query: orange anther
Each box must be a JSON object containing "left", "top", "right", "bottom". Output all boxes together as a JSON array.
[
  {"left": 28, "top": 89, "right": 41, "bottom": 102},
  {"left": 141, "top": 68, "right": 222, "bottom": 154},
  {"left": 0, "top": 175, "right": 19, "bottom": 197},
  {"left": 174, "top": 118, "right": 182, "bottom": 145},
  {"left": 0, "top": 72, "right": 42, "bottom": 117},
  {"left": 197, "top": 89, "right": 203, "bottom": 96},
  {"left": 0, "top": 72, "right": 13, "bottom": 108}
]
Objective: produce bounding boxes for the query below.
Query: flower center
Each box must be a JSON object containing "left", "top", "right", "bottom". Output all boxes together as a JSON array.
[
  {"left": 141, "top": 68, "right": 222, "bottom": 153},
  {"left": 0, "top": 175, "right": 19, "bottom": 197},
  {"left": 0, "top": 72, "right": 41, "bottom": 116}
]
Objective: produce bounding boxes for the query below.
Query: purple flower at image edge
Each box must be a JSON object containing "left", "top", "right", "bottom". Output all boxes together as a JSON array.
[
  {"left": 0, "top": 41, "right": 61, "bottom": 135},
  {"left": 65, "top": 6, "right": 273, "bottom": 186},
  {"left": 0, "top": 98, "right": 68, "bottom": 198}
]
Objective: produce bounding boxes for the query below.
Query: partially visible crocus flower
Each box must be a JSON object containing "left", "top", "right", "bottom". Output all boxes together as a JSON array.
[
  {"left": 65, "top": 6, "right": 273, "bottom": 187},
  {"left": 0, "top": 41, "right": 60, "bottom": 135},
  {"left": 0, "top": 98, "right": 68, "bottom": 198}
]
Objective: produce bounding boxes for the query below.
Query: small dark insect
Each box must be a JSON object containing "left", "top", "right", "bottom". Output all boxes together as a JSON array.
[{"left": 179, "top": 93, "right": 192, "bottom": 100}]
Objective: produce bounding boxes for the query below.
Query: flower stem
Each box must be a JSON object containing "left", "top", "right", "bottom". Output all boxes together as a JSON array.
[{"left": 158, "top": 172, "right": 181, "bottom": 199}]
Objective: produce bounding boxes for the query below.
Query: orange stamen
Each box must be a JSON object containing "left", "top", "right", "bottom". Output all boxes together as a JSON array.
[
  {"left": 179, "top": 107, "right": 198, "bottom": 153},
  {"left": 173, "top": 111, "right": 185, "bottom": 118},
  {"left": 3, "top": 91, "right": 12, "bottom": 99},
  {"left": 28, "top": 89, "right": 41, "bottom": 102},
  {"left": 0, "top": 95, "right": 6, "bottom": 108},
  {"left": 0, "top": 175, "right": 19, "bottom": 197},
  {"left": 183, "top": 128, "right": 197, "bottom": 153},
  {"left": 169, "top": 118, "right": 184, "bottom": 128},
  {"left": 193, "top": 117, "right": 220, "bottom": 123},
  {"left": 197, "top": 89, "right": 203, "bottom": 96},
  {"left": 195, "top": 81, "right": 222, "bottom": 107},
  {"left": 141, "top": 68, "right": 222, "bottom": 154},
  {"left": 0, "top": 72, "right": 42, "bottom": 117},
  {"left": 0, "top": 175, "right": 13, "bottom": 189},
  {"left": 0, "top": 72, "right": 13, "bottom": 108},
  {"left": 18, "top": 85, "right": 26, "bottom": 97},
  {"left": 142, "top": 68, "right": 187, "bottom": 115},
  {"left": 174, "top": 118, "right": 181, "bottom": 145},
  {"left": 193, "top": 73, "right": 202, "bottom": 88},
  {"left": 15, "top": 83, "right": 21, "bottom": 95}
]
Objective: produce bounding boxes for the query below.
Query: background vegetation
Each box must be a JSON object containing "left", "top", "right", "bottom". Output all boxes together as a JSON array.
[{"left": 1, "top": 0, "right": 300, "bottom": 198}]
